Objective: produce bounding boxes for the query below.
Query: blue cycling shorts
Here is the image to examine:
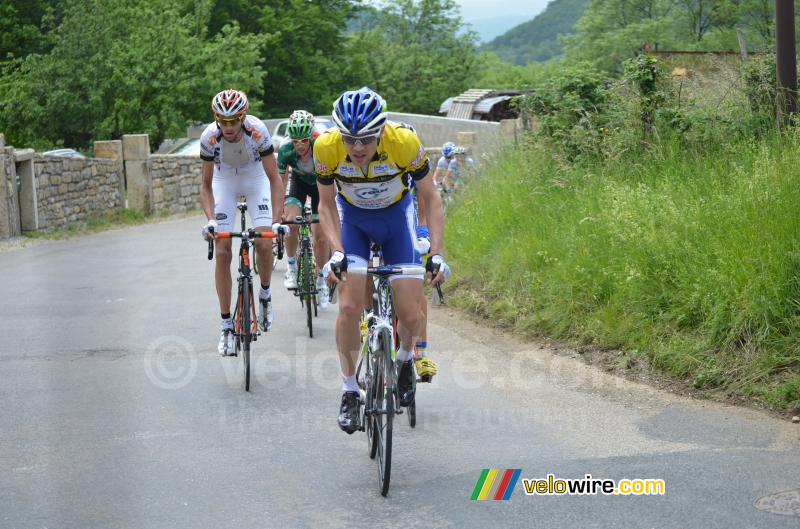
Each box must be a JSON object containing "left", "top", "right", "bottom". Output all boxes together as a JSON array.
[{"left": 336, "top": 193, "right": 422, "bottom": 272}]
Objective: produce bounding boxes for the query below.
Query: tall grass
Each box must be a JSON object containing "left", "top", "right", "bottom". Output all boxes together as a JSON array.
[{"left": 446, "top": 134, "right": 800, "bottom": 410}]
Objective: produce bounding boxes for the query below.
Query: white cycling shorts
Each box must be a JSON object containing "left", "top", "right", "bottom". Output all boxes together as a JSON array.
[{"left": 212, "top": 168, "right": 273, "bottom": 230}]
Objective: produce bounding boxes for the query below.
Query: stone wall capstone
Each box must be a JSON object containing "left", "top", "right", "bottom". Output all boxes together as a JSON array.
[{"left": 1, "top": 146, "right": 21, "bottom": 238}]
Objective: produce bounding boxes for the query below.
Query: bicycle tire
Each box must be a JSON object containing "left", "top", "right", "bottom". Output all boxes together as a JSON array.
[
  {"left": 305, "top": 253, "right": 314, "bottom": 338},
  {"left": 297, "top": 254, "right": 305, "bottom": 307},
  {"left": 376, "top": 327, "right": 394, "bottom": 497},
  {"left": 360, "top": 316, "right": 379, "bottom": 460},
  {"left": 241, "top": 277, "right": 252, "bottom": 392}
]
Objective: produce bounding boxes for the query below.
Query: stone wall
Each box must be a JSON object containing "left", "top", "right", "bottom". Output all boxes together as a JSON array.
[
  {"left": 149, "top": 155, "right": 202, "bottom": 214},
  {"left": 34, "top": 155, "right": 122, "bottom": 230}
]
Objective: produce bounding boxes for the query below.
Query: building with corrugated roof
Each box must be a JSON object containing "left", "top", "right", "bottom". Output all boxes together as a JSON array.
[{"left": 439, "top": 89, "right": 527, "bottom": 121}]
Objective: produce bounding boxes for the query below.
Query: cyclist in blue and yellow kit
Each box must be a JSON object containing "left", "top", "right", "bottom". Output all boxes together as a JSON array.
[{"left": 315, "top": 87, "right": 449, "bottom": 433}]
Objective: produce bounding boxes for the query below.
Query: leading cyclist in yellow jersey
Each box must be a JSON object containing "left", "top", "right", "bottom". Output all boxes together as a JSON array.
[{"left": 314, "top": 86, "right": 448, "bottom": 434}]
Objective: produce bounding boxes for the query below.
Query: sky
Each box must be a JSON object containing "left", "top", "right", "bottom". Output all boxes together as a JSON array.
[
  {"left": 367, "top": 0, "right": 554, "bottom": 43},
  {"left": 453, "top": 0, "right": 550, "bottom": 21}
]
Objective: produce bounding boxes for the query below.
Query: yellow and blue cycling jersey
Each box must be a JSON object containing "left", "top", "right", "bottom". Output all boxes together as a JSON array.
[{"left": 313, "top": 122, "right": 430, "bottom": 209}]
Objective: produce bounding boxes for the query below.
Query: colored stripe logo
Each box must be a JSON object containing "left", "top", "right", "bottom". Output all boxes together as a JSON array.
[{"left": 470, "top": 469, "right": 522, "bottom": 500}]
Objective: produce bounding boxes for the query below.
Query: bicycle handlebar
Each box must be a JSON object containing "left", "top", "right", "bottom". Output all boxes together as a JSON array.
[
  {"left": 214, "top": 230, "right": 278, "bottom": 239},
  {"left": 282, "top": 218, "right": 319, "bottom": 225},
  {"left": 348, "top": 265, "right": 426, "bottom": 276},
  {"left": 206, "top": 227, "right": 277, "bottom": 260}
]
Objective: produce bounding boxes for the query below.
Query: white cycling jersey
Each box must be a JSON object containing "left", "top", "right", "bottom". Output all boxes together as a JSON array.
[
  {"left": 200, "top": 115, "right": 276, "bottom": 230},
  {"left": 200, "top": 115, "right": 274, "bottom": 175}
]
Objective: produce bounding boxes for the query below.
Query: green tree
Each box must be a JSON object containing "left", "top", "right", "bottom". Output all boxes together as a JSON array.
[
  {"left": 256, "top": 0, "right": 359, "bottom": 116},
  {"left": 563, "top": 0, "right": 676, "bottom": 71},
  {"left": 0, "top": 0, "right": 267, "bottom": 150},
  {"left": 0, "top": 0, "right": 62, "bottom": 62},
  {"left": 347, "top": 0, "right": 478, "bottom": 114}
]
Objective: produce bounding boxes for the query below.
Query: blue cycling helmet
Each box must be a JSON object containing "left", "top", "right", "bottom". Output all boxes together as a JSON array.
[
  {"left": 332, "top": 86, "right": 387, "bottom": 135},
  {"left": 442, "top": 142, "right": 456, "bottom": 158}
]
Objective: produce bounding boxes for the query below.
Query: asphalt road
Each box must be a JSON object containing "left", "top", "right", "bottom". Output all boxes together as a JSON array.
[{"left": 1, "top": 215, "right": 799, "bottom": 528}]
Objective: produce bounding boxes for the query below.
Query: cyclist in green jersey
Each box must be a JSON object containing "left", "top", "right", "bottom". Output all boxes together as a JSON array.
[{"left": 277, "top": 110, "right": 330, "bottom": 306}]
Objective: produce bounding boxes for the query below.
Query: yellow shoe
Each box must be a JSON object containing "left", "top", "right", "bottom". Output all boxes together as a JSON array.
[
  {"left": 415, "top": 356, "right": 437, "bottom": 380},
  {"left": 359, "top": 313, "right": 368, "bottom": 342}
]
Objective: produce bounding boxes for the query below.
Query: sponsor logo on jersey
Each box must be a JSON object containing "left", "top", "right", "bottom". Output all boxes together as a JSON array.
[
  {"left": 258, "top": 204, "right": 270, "bottom": 212},
  {"left": 337, "top": 165, "right": 361, "bottom": 178},
  {"left": 244, "top": 123, "right": 263, "bottom": 142},
  {"left": 355, "top": 186, "right": 387, "bottom": 200},
  {"left": 215, "top": 213, "right": 228, "bottom": 220},
  {"left": 315, "top": 162, "right": 330, "bottom": 173},
  {"left": 410, "top": 144, "right": 426, "bottom": 168},
  {"left": 371, "top": 163, "right": 398, "bottom": 177}
]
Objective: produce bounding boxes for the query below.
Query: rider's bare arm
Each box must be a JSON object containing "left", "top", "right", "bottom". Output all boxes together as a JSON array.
[
  {"left": 415, "top": 174, "right": 444, "bottom": 257},
  {"left": 261, "top": 155, "right": 284, "bottom": 224},
  {"left": 317, "top": 180, "right": 343, "bottom": 253},
  {"left": 199, "top": 160, "right": 215, "bottom": 220}
]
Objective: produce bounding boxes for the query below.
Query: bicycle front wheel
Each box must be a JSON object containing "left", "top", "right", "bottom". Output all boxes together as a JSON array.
[
  {"left": 241, "top": 277, "right": 252, "bottom": 392},
  {"left": 305, "top": 255, "right": 314, "bottom": 337},
  {"left": 375, "top": 328, "right": 394, "bottom": 496}
]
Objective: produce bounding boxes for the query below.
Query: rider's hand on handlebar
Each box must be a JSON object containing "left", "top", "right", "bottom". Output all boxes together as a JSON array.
[
  {"left": 426, "top": 254, "right": 450, "bottom": 287},
  {"left": 323, "top": 251, "right": 348, "bottom": 284},
  {"left": 271, "top": 222, "right": 287, "bottom": 236},
  {"left": 202, "top": 219, "right": 218, "bottom": 241}
]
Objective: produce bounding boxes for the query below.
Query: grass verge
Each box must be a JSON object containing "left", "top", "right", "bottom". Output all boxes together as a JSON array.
[{"left": 446, "top": 134, "right": 800, "bottom": 413}]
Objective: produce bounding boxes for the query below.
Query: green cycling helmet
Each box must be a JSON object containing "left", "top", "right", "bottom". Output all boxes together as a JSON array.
[{"left": 287, "top": 110, "right": 315, "bottom": 139}]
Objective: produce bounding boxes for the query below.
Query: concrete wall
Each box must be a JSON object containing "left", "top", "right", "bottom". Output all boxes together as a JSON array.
[
  {"left": 150, "top": 155, "right": 202, "bottom": 214},
  {"left": 34, "top": 155, "right": 123, "bottom": 230},
  {"left": 386, "top": 112, "right": 502, "bottom": 157}
]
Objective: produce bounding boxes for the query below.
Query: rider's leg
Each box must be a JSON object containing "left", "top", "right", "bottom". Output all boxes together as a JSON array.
[
  {"left": 392, "top": 278, "right": 424, "bottom": 358},
  {"left": 215, "top": 238, "right": 233, "bottom": 315},
  {"left": 245, "top": 178, "right": 274, "bottom": 331},
  {"left": 393, "top": 278, "right": 424, "bottom": 406},
  {"left": 310, "top": 222, "right": 329, "bottom": 273},
  {"left": 337, "top": 271, "right": 368, "bottom": 379},
  {"left": 284, "top": 190, "right": 303, "bottom": 289},
  {"left": 335, "top": 261, "right": 368, "bottom": 434},
  {"left": 284, "top": 202, "right": 302, "bottom": 259}
]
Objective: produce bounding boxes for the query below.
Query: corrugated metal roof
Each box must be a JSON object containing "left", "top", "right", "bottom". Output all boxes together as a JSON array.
[
  {"left": 439, "top": 97, "right": 454, "bottom": 114},
  {"left": 452, "top": 89, "right": 493, "bottom": 103},
  {"left": 447, "top": 101, "right": 475, "bottom": 120},
  {"left": 474, "top": 95, "right": 512, "bottom": 114}
]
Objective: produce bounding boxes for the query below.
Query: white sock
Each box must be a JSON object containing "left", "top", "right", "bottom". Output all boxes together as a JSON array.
[
  {"left": 260, "top": 286, "right": 271, "bottom": 301},
  {"left": 221, "top": 317, "right": 233, "bottom": 330},
  {"left": 287, "top": 257, "right": 296, "bottom": 268},
  {"left": 396, "top": 345, "right": 413, "bottom": 362},
  {"left": 341, "top": 374, "right": 359, "bottom": 393}
]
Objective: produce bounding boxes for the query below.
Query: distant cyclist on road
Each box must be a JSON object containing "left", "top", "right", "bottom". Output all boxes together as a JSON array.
[
  {"left": 199, "top": 89, "right": 285, "bottom": 356},
  {"left": 432, "top": 141, "right": 474, "bottom": 192},
  {"left": 314, "top": 86, "right": 448, "bottom": 434},
  {"left": 277, "top": 110, "right": 330, "bottom": 307}
]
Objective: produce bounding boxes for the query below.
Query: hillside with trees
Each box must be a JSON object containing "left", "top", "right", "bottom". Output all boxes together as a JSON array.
[{"left": 481, "top": 0, "right": 588, "bottom": 64}]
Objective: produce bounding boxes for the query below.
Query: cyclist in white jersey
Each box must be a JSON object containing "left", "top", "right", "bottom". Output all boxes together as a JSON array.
[{"left": 199, "top": 89, "right": 285, "bottom": 356}]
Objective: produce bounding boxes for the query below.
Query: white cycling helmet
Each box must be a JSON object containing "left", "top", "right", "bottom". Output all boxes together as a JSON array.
[{"left": 211, "top": 89, "right": 249, "bottom": 119}]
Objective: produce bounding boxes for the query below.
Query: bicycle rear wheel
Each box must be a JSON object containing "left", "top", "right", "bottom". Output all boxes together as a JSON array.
[
  {"left": 241, "top": 277, "right": 252, "bottom": 392},
  {"left": 375, "top": 328, "right": 394, "bottom": 496}
]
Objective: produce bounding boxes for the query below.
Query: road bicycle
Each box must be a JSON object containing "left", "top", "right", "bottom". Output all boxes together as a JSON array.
[
  {"left": 207, "top": 202, "right": 279, "bottom": 391},
  {"left": 282, "top": 209, "right": 320, "bottom": 337},
  {"left": 351, "top": 255, "right": 426, "bottom": 497}
]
